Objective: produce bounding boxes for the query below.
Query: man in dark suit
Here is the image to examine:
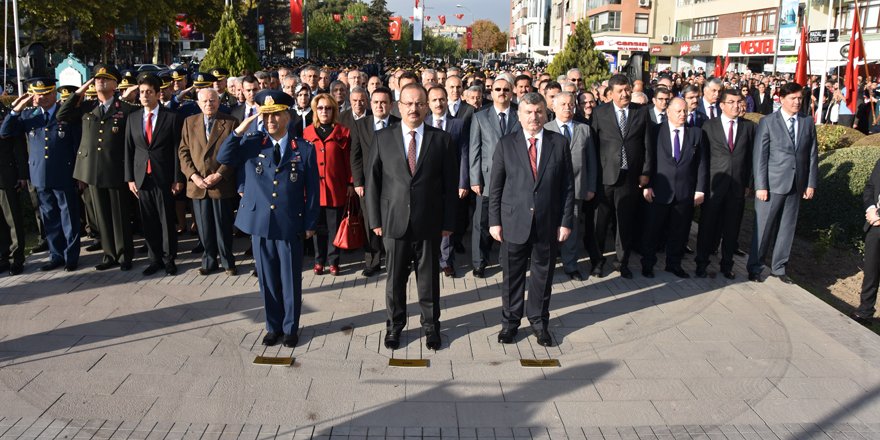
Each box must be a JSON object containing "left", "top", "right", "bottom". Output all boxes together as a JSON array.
[
  {"left": 753, "top": 82, "right": 773, "bottom": 115},
  {"left": 0, "top": 118, "right": 27, "bottom": 275},
  {"left": 469, "top": 77, "right": 521, "bottom": 277},
  {"left": 697, "top": 78, "right": 722, "bottom": 121},
  {"left": 125, "top": 73, "right": 185, "bottom": 276},
  {"left": 366, "top": 83, "right": 458, "bottom": 351},
  {"left": 425, "top": 85, "right": 470, "bottom": 277},
  {"left": 445, "top": 75, "right": 475, "bottom": 124},
  {"left": 230, "top": 75, "right": 262, "bottom": 133},
  {"left": 695, "top": 89, "right": 756, "bottom": 279},
  {"left": 640, "top": 97, "right": 707, "bottom": 278},
  {"left": 747, "top": 82, "right": 819, "bottom": 283},
  {"left": 544, "top": 91, "right": 598, "bottom": 280},
  {"left": 648, "top": 87, "right": 672, "bottom": 125},
  {"left": 58, "top": 65, "right": 138, "bottom": 271},
  {"left": 589, "top": 74, "right": 653, "bottom": 278},
  {"left": 488, "top": 92, "right": 574, "bottom": 346},
  {"left": 2, "top": 78, "right": 82, "bottom": 272},
  {"left": 351, "top": 87, "right": 399, "bottom": 277},
  {"left": 854, "top": 158, "right": 880, "bottom": 324},
  {"left": 683, "top": 85, "right": 708, "bottom": 128},
  {"left": 217, "top": 90, "right": 320, "bottom": 348},
  {"left": 337, "top": 86, "right": 370, "bottom": 130},
  {"left": 179, "top": 88, "right": 239, "bottom": 276}
]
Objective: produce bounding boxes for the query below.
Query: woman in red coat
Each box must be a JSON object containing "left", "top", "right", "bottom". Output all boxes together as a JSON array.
[{"left": 302, "top": 93, "right": 353, "bottom": 275}]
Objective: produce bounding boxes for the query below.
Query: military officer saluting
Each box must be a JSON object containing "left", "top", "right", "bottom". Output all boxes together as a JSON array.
[
  {"left": 57, "top": 64, "right": 138, "bottom": 271},
  {"left": 210, "top": 68, "right": 236, "bottom": 108},
  {"left": 217, "top": 90, "right": 319, "bottom": 348},
  {"left": 1, "top": 77, "right": 83, "bottom": 271}
]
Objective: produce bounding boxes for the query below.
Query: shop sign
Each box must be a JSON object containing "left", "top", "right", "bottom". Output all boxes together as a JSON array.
[{"left": 594, "top": 37, "right": 650, "bottom": 52}]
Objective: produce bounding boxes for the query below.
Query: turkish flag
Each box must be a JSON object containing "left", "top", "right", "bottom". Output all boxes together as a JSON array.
[
  {"left": 455, "top": 13, "right": 464, "bottom": 20},
  {"left": 794, "top": 24, "right": 810, "bottom": 87},
  {"left": 361, "top": 15, "right": 368, "bottom": 22},
  {"left": 723, "top": 54, "right": 730, "bottom": 73},
  {"left": 713, "top": 55, "right": 722, "bottom": 77},
  {"left": 389, "top": 16, "right": 402, "bottom": 40},
  {"left": 439, "top": 15, "right": 446, "bottom": 25},
  {"left": 466, "top": 26, "right": 473, "bottom": 50},
  {"left": 290, "top": 0, "right": 303, "bottom": 34},
  {"left": 845, "top": 4, "right": 866, "bottom": 113},
  {"left": 426, "top": 16, "right": 431, "bottom": 21},
  {"left": 333, "top": 14, "right": 341, "bottom": 22},
  {"left": 415, "top": 0, "right": 420, "bottom": 7}
]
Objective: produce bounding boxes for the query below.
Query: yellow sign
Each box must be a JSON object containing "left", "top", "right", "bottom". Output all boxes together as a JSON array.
[
  {"left": 388, "top": 358, "right": 429, "bottom": 367},
  {"left": 253, "top": 356, "right": 294, "bottom": 366},
  {"left": 520, "top": 359, "right": 561, "bottom": 368}
]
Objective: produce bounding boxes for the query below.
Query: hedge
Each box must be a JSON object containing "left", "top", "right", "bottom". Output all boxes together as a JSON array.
[
  {"left": 798, "top": 145, "right": 880, "bottom": 247},
  {"left": 816, "top": 125, "right": 865, "bottom": 152},
  {"left": 853, "top": 133, "right": 880, "bottom": 147}
]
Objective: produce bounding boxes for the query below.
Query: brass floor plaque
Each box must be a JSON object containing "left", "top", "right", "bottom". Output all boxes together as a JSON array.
[
  {"left": 520, "top": 359, "right": 561, "bottom": 368},
  {"left": 388, "top": 358, "right": 430, "bottom": 367},
  {"left": 253, "top": 356, "right": 294, "bottom": 366}
]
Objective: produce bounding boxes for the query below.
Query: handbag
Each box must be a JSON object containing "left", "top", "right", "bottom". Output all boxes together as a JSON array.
[{"left": 333, "top": 195, "right": 366, "bottom": 250}]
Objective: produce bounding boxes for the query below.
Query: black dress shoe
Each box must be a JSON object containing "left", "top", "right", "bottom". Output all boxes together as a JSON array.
[
  {"left": 425, "top": 330, "right": 442, "bottom": 350},
  {"left": 384, "top": 329, "right": 401, "bottom": 349},
  {"left": 721, "top": 270, "right": 735, "bottom": 280},
  {"left": 684, "top": 245, "right": 695, "bottom": 254},
  {"left": 748, "top": 272, "right": 762, "bottom": 282},
  {"left": 591, "top": 260, "right": 606, "bottom": 277},
  {"left": 64, "top": 264, "right": 78, "bottom": 272},
  {"left": 618, "top": 266, "right": 633, "bottom": 279},
  {"left": 533, "top": 328, "right": 553, "bottom": 347},
  {"left": 40, "top": 260, "right": 64, "bottom": 271},
  {"left": 443, "top": 266, "right": 455, "bottom": 277},
  {"left": 31, "top": 241, "right": 48, "bottom": 253},
  {"left": 472, "top": 267, "right": 486, "bottom": 278},
  {"left": 262, "top": 331, "right": 282, "bottom": 346},
  {"left": 497, "top": 328, "right": 518, "bottom": 344},
  {"left": 142, "top": 262, "right": 164, "bottom": 276},
  {"left": 8, "top": 263, "right": 23, "bottom": 275},
  {"left": 198, "top": 266, "right": 218, "bottom": 276},
  {"left": 165, "top": 261, "right": 177, "bottom": 275},
  {"left": 362, "top": 267, "right": 378, "bottom": 277},
  {"left": 282, "top": 333, "right": 298, "bottom": 348},
  {"left": 849, "top": 312, "right": 874, "bottom": 325},
  {"left": 665, "top": 267, "right": 690, "bottom": 278},
  {"left": 225, "top": 268, "right": 238, "bottom": 276},
  {"left": 772, "top": 274, "right": 794, "bottom": 284},
  {"left": 85, "top": 242, "right": 102, "bottom": 252},
  {"left": 734, "top": 248, "right": 747, "bottom": 257},
  {"left": 95, "top": 261, "right": 119, "bottom": 271},
  {"left": 190, "top": 243, "right": 204, "bottom": 254},
  {"left": 641, "top": 268, "right": 655, "bottom": 278},
  {"left": 120, "top": 262, "right": 132, "bottom": 271},
  {"left": 566, "top": 270, "right": 584, "bottom": 281},
  {"left": 695, "top": 267, "right": 708, "bottom": 278}
]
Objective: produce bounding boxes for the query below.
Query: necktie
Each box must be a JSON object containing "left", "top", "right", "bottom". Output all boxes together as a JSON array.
[
  {"left": 660, "top": 112, "right": 667, "bottom": 123},
  {"left": 618, "top": 109, "right": 627, "bottom": 138},
  {"left": 727, "top": 120, "right": 735, "bottom": 152},
  {"left": 99, "top": 105, "right": 105, "bottom": 119},
  {"left": 453, "top": 101, "right": 459, "bottom": 116},
  {"left": 206, "top": 118, "right": 214, "bottom": 141},
  {"left": 499, "top": 112, "right": 507, "bottom": 134},
  {"left": 146, "top": 113, "right": 153, "bottom": 174},
  {"left": 618, "top": 109, "right": 629, "bottom": 170},
  {"left": 709, "top": 105, "right": 716, "bottom": 119},
  {"left": 407, "top": 131, "right": 417, "bottom": 175},
  {"left": 562, "top": 123, "right": 571, "bottom": 142},
  {"left": 273, "top": 142, "right": 281, "bottom": 165},
  {"left": 688, "top": 113, "right": 694, "bottom": 127},
  {"left": 436, "top": 118, "right": 443, "bottom": 130},
  {"left": 376, "top": 120, "right": 385, "bottom": 131},
  {"left": 788, "top": 117, "right": 796, "bottom": 144},
  {"left": 673, "top": 129, "right": 681, "bottom": 163},
  {"left": 528, "top": 137, "right": 538, "bottom": 180}
]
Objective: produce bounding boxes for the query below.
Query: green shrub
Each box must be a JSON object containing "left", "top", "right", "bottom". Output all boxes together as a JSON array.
[
  {"left": 743, "top": 113, "right": 764, "bottom": 124},
  {"left": 817, "top": 125, "right": 865, "bottom": 152},
  {"left": 853, "top": 133, "right": 880, "bottom": 147},
  {"left": 799, "top": 146, "right": 880, "bottom": 249}
]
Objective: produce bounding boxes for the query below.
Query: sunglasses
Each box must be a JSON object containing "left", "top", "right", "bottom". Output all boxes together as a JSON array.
[{"left": 493, "top": 88, "right": 511, "bottom": 92}]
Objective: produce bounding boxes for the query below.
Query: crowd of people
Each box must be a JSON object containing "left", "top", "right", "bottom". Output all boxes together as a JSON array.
[{"left": 20, "top": 55, "right": 880, "bottom": 350}]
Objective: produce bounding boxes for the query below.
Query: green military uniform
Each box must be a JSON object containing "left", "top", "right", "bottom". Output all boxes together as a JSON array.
[
  {"left": 0, "top": 121, "right": 28, "bottom": 273},
  {"left": 57, "top": 64, "right": 139, "bottom": 270}
]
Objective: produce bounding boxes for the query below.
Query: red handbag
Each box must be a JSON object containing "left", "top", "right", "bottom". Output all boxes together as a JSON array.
[{"left": 333, "top": 196, "right": 366, "bottom": 250}]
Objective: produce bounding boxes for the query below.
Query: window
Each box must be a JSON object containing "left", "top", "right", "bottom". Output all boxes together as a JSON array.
[
  {"left": 589, "top": 11, "right": 621, "bottom": 32},
  {"left": 588, "top": 0, "right": 621, "bottom": 9},
  {"left": 635, "top": 13, "right": 649, "bottom": 34},
  {"left": 692, "top": 16, "right": 718, "bottom": 39},
  {"left": 839, "top": 0, "right": 880, "bottom": 34},
  {"left": 741, "top": 9, "right": 777, "bottom": 36}
]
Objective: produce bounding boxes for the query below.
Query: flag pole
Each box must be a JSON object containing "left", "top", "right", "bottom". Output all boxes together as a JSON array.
[
  {"left": 853, "top": 0, "right": 878, "bottom": 126},
  {"left": 816, "top": 0, "right": 835, "bottom": 124},
  {"left": 771, "top": 0, "right": 784, "bottom": 75}
]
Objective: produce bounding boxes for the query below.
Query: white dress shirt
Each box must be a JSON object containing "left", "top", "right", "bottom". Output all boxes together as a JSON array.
[
  {"left": 401, "top": 123, "right": 425, "bottom": 160},
  {"left": 523, "top": 129, "right": 543, "bottom": 169}
]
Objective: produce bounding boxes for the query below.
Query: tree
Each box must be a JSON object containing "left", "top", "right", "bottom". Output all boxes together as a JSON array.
[
  {"left": 546, "top": 19, "right": 610, "bottom": 85},
  {"left": 307, "top": 13, "right": 346, "bottom": 58},
  {"left": 425, "top": 32, "right": 463, "bottom": 59},
  {"left": 463, "top": 19, "right": 506, "bottom": 53},
  {"left": 201, "top": 6, "right": 261, "bottom": 76}
]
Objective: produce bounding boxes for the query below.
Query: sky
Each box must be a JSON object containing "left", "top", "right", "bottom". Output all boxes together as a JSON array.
[{"left": 385, "top": 0, "right": 510, "bottom": 31}]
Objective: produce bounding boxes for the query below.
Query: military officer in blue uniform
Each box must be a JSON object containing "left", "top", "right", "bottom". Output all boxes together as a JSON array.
[
  {"left": 1, "top": 77, "right": 82, "bottom": 271},
  {"left": 217, "top": 90, "right": 319, "bottom": 348}
]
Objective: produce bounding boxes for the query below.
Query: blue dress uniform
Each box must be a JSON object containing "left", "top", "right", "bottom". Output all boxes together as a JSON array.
[
  {"left": 217, "top": 91, "right": 319, "bottom": 341},
  {"left": 0, "top": 79, "right": 83, "bottom": 268}
]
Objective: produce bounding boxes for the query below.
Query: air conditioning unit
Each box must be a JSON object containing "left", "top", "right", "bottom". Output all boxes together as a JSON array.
[
  {"left": 661, "top": 34, "right": 675, "bottom": 44},
  {"left": 638, "top": 0, "right": 651, "bottom": 7}
]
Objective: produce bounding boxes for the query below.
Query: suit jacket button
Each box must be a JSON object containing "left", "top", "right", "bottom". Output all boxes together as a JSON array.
[
  {"left": 273, "top": 180, "right": 278, "bottom": 185},
  {"left": 99, "top": 130, "right": 103, "bottom": 134},
  {"left": 44, "top": 155, "right": 48, "bottom": 159},
  {"left": 272, "top": 192, "right": 277, "bottom": 197},
  {"left": 270, "top": 204, "right": 276, "bottom": 209},
  {"left": 98, "top": 139, "right": 102, "bottom": 142},
  {"left": 44, "top": 146, "right": 48, "bottom": 150},
  {"left": 97, "top": 148, "right": 102, "bottom": 151}
]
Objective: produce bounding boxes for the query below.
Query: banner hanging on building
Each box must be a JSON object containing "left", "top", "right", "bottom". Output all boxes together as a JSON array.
[
  {"left": 413, "top": 0, "right": 423, "bottom": 42},
  {"left": 290, "top": 0, "right": 303, "bottom": 34},
  {"left": 389, "top": 16, "right": 402, "bottom": 40},
  {"left": 777, "top": 0, "right": 799, "bottom": 53}
]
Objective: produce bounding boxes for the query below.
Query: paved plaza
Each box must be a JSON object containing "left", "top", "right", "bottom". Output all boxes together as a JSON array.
[{"left": 1, "top": 236, "right": 880, "bottom": 439}]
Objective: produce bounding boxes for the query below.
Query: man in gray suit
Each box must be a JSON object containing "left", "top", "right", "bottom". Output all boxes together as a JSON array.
[
  {"left": 544, "top": 91, "right": 597, "bottom": 280},
  {"left": 469, "top": 76, "right": 521, "bottom": 277},
  {"left": 747, "top": 82, "right": 818, "bottom": 283}
]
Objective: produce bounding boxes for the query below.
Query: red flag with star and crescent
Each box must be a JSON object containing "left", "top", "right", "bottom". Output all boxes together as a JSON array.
[
  {"left": 845, "top": 4, "right": 866, "bottom": 113},
  {"left": 389, "top": 16, "right": 402, "bottom": 40}
]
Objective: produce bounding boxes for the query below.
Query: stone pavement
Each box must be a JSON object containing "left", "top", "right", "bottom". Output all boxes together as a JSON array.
[{"left": 2, "top": 235, "right": 880, "bottom": 439}]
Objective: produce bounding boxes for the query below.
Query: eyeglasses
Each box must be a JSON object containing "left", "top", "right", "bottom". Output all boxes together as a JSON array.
[
  {"left": 722, "top": 100, "right": 743, "bottom": 105},
  {"left": 569, "top": 78, "right": 583, "bottom": 82},
  {"left": 399, "top": 101, "right": 426, "bottom": 108},
  {"left": 493, "top": 88, "right": 511, "bottom": 93},
  {"left": 316, "top": 106, "right": 333, "bottom": 111},
  {"left": 654, "top": 97, "right": 671, "bottom": 102}
]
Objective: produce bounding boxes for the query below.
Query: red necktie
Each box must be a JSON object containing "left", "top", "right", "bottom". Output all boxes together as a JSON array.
[
  {"left": 528, "top": 137, "right": 537, "bottom": 180},
  {"left": 146, "top": 113, "right": 153, "bottom": 174},
  {"left": 727, "top": 120, "right": 735, "bottom": 152}
]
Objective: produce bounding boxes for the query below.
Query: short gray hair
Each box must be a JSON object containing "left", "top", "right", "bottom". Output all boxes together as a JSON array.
[
  {"left": 566, "top": 68, "right": 582, "bottom": 77},
  {"left": 465, "top": 85, "right": 482, "bottom": 94},
  {"left": 519, "top": 92, "right": 546, "bottom": 107},
  {"left": 198, "top": 87, "right": 219, "bottom": 100},
  {"left": 553, "top": 91, "right": 575, "bottom": 106},
  {"left": 704, "top": 77, "right": 723, "bottom": 90},
  {"left": 350, "top": 86, "right": 368, "bottom": 97}
]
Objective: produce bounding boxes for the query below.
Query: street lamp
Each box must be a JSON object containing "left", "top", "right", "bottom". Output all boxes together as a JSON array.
[{"left": 456, "top": 4, "right": 473, "bottom": 56}]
